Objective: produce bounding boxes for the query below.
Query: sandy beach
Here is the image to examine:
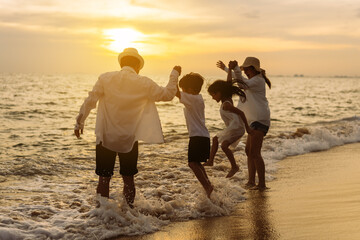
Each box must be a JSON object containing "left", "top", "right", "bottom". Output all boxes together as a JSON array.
[{"left": 113, "top": 142, "right": 360, "bottom": 240}]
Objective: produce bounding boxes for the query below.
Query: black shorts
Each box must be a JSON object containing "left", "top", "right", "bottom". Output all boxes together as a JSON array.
[
  {"left": 188, "top": 136, "right": 210, "bottom": 162},
  {"left": 95, "top": 142, "right": 138, "bottom": 177},
  {"left": 250, "top": 121, "right": 269, "bottom": 136}
]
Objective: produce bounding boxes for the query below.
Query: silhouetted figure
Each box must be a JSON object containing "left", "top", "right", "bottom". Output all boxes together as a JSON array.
[
  {"left": 74, "top": 48, "right": 181, "bottom": 207},
  {"left": 218, "top": 57, "right": 271, "bottom": 189},
  {"left": 175, "top": 73, "right": 213, "bottom": 197},
  {"left": 205, "top": 77, "right": 253, "bottom": 178}
]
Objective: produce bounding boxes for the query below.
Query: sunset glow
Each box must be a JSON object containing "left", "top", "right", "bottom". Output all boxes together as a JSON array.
[
  {"left": 102, "top": 28, "right": 145, "bottom": 53},
  {"left": 0, "top": 0, "right": 359, "bottom": 76}
]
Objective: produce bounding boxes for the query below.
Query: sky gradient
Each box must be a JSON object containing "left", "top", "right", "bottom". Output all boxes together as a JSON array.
[{"left": 0, "top": 0, "right": 359, "bottom": 76}]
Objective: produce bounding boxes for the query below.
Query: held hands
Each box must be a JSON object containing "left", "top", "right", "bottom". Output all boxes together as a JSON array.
[
  {"left": 173, "top": 66, "right": 182, "bottom": 75},
  {"left": 228, "top": 60, "right": 238, "bottom": 70},
  {"left": 217, "top": 60, "right": 238, "bottom": 70},
  {"left": 216, "top": 61, "right": 225, "bottom": 70}
]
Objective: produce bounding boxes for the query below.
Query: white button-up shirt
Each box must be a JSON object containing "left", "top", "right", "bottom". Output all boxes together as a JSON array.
[{"left": 76, "top": 66, "right": 179, "bottom": 153}]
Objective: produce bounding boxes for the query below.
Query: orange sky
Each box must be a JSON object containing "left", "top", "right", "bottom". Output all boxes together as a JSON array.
[{"left": 0, "top": 0, "right": 359, "bottom": 76}]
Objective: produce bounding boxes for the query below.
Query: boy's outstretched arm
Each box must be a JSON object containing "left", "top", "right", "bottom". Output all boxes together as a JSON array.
[
  {"left": 174, "top": 66, "right": 182, "bottom": 100},
  {"left": 175, "top": 85, "right": 181, "bottom": 99},
  {"left": 174, "top": 66, "right": 182, "bottom": 99},
  {"left": 173, "top": 66, "right": 181, "bottom": 75}
]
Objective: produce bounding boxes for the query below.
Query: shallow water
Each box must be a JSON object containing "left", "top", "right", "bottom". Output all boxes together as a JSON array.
[
  {"left": 269, "top": 143, "right": 360, "bottom": 240},
  {"left": 116, "top": 143, "right": 360, "bottom": 240},
  {"left": 0, "top": 73, "right": 359, "bottom": 239}
]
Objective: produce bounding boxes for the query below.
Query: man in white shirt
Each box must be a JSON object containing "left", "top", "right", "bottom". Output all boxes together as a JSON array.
[{"left": 74, "top": 48, "right": 181, "bottom": 207}]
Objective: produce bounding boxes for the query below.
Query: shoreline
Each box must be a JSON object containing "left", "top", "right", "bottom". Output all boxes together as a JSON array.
[{"left": 112, "top": 142, "right": 360, "bottom": 240}]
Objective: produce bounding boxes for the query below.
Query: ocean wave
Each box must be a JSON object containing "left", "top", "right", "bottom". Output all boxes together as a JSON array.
[
  {"left": 263, "top": 118, "right": 360, "bottom": 162},
  {"left": 315, "top": 115, "right": 360, "bottom": 124}
]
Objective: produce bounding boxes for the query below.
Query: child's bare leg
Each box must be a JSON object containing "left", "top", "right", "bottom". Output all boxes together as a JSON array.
[
  {"left": 221, "top": 141, "right": 239, "bottom": 178},
  {"left": 199, "top": 164, "right": 211, "bottom": 184},
  {"left": 189, "top": 162, "right": 214, "bottom": 198},
  {"left": 199, "top": 164, "right": 213, "bottom": 195},
  {"left": 203, "top": 136, "right": 218, "bottom": 166},
  {"left": 122, "top": 175, "right": 136, "bottom": 208},
  {"left": 97, "top": 176, "right": 111, "bottom": 198}
]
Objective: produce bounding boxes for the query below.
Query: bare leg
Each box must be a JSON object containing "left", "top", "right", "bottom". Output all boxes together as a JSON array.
[
  {"left": 122, "top": 175, "right": 135, "bottom": 208},
  {"left": 203, "top": 136, "right": 218, "bottom": 166},
  {"left": 189, "top": 162, "right": 213, "bottom": 198},
  {"left": 245, "top": 135, "right": 256, "bottom": 187},
  {"left": 97, "top": 176, "right": 111, "bottom": 198},
  {"left": 249, "top": 130, "right": 266, "bottom": 188},
  {"left": 221, "top": 141, "right": 239, "bottom": 178}
]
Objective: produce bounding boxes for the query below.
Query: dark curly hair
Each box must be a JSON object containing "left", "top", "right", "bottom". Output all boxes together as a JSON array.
[{"left": 179, "top": 72, "right": 204, "bottom": 94}]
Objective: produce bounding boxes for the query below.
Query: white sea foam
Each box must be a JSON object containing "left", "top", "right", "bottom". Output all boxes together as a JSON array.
[
  {"left": 263, "top": 119, "right": 360, "bottom": 163},
  {"left": 0, "top": 176, "right": 246, "bottom": 239},
  {"left": 0, "top": 226, "right": 25, "bottom": 240}
]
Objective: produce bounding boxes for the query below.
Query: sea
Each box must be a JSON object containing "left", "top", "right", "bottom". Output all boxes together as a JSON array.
[{"left": 1, "top": 72, "right": 359, "bottom": 240}]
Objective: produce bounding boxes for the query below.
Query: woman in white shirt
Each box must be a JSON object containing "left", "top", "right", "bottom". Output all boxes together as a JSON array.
[{"left": 218, "top": 57, "right": 271, "bottom": 190}]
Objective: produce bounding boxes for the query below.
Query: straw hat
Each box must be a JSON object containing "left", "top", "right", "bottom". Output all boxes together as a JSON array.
[
  {"left": 240, "top": 57, "right": 263, "bottom": 72},
  {"left": 118, "top": 48, "right": 144, "bottom": 70}
]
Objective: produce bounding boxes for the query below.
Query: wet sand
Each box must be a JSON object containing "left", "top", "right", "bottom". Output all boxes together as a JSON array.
[{"left": 113, "top": 143, "right": 360, "bottom": 240}]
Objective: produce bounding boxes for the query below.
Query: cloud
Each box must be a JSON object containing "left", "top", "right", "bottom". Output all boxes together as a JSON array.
[
  {"left": 243, "top": 11, "right": 259, "bottom": 19},
  {"left": 1, "top": 1, "right": 358, "bottom": 45},
  {"left": 1, "top": 1, "right": 358, "bottom": 58},
  {"left": 0, "top": 25, "right": 109, "bottom": 73},
  {"left": 0, "top": 9, "right": 227, "bottom": 38},
  {"left": 1, "top": 0, "right": 360, "bottom": 75}
]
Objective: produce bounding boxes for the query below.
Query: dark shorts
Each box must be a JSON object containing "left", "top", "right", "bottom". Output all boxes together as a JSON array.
[
  {"left": 250, "top": 121, "right": 270, "bottom": 136},
  {"left": 95, "top": 142, "right": 138, "bottom": 177},
  {"left": 188, "top": 136, "right": 210, "bottom": 162}
]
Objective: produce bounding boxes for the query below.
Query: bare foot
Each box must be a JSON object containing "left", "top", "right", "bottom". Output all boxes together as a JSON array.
[
  {"left": 203, "top": 161, "right": 214, "bottom": 167},
  {"left": 206, "top": 185, "right": 214, "bottom": 198},
  {"left": 250, "top": 185, "right": 270, "bottom": 191},
  {"left": 226, "top": 165, "right": 239, "bottom": 178},
  {"left": 244, "top": 182, "right": 256, "bottom": 189}
]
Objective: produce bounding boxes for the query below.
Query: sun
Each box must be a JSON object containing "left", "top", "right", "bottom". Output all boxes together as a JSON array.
[{"left": 102, "top": 28, "right": 145, "bottom": 53}]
